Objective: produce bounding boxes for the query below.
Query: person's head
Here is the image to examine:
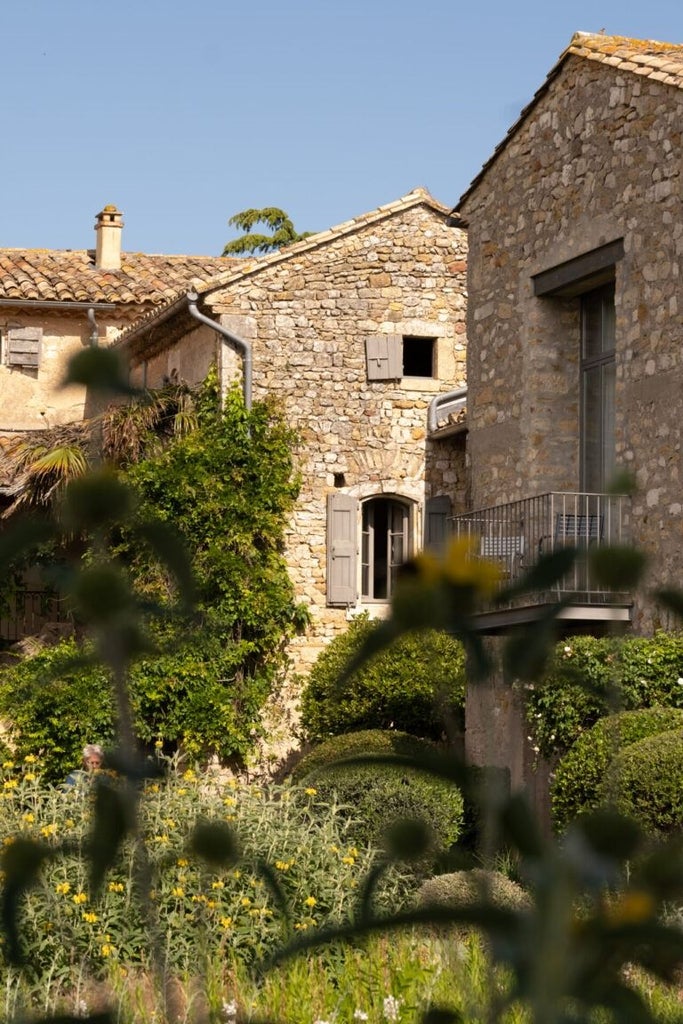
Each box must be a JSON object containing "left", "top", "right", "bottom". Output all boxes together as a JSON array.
[{"left": 82, "top": 744, "right": 103, "bottom": 771}]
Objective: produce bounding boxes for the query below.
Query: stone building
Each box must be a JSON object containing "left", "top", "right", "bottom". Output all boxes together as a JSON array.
[
  {"left": 444, "top": 32, "right": 683, "bottom": 804},
  {"left": 0, "top": 206, "right": 234, "bottom": 435},
  {"left": 117, "top": 188, "right": 469, "bottom": 670}
]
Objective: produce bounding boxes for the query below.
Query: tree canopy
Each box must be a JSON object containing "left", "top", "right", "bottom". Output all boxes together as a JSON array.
[{"left": 222, "top": 207, "right": 313, "bottom": 256}]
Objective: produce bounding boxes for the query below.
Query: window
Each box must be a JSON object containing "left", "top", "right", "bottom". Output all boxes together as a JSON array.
[
  {"left": 581, "top": 284, "right": 615, "bottom": 492},
  {"left": 327, "top": 493, "right": 416, "bottom": 606},
  {"left": 364, "top": 335, "right": 437, "bottom": 381},
  {"left": 402, "top": 336, "right": 436, "bottom": 377},
  {"left": 361, "top": 498, "right": 410, "bottom": 601},
  {"left": 2, "top": 326, "right": 42, "bottom": 372}
]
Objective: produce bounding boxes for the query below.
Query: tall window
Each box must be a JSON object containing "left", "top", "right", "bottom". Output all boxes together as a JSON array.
[
  {"left": 361, "top": 498, "right": 409, "bottom": 601},
  {"left": 581, "top": 283, "right": 615, "bottom": 492}
]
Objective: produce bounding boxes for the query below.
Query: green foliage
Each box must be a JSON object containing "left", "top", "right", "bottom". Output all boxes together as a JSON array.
[
  {"left": 523, "top": 632, "right": 683, "bottom": 759},
  {"left": 606, "top": 728, "right": 683, "bottom": 837},
  {"left": 417, "top": 869, "right": 530, "bottom": 915},
  {"left": 551, "top": 707, "right": 683, "bottom": 833},
  {"left": 222, "top": 207, "right": 313, "bottom": 255},
  {"left": 292, "top": 729, "right": 464, "bottom": 859},
  {"left": 300, "top": 615, "right": 466, "bottom": 742}
]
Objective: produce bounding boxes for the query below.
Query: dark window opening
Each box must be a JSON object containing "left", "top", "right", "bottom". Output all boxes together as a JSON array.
[
  {"left": 581, "top": 283, "right": 616, "bottom": 492},
  {"left": 402, "top": 336, "right": 436, "bottom": 378},
  {"left": 333, "top": 472, "right": 346, "bottom": 488},
  {"left": 361, "top": 498, "right": 409, "bottom": 601}
]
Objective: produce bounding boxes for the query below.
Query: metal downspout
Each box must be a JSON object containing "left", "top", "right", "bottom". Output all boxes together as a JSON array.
[
  {"left": 427, "top": 386, "right": 467, "bottom": 433},
  {"left": 86, "top": 307, "right": 99, "bottom": 346},
  {"left": 186, "top": 291, "right": 252, "bottom": 411}
]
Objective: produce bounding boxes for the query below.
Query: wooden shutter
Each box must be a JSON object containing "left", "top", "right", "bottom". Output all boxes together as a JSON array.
[
  {"left": 327, "top": 493, "right": 358, "bottom": 606},
  {"left": 365, "top": 335, "right": 402, "bottom": 380},
  {"left": 424, "top": 495, "right": 452, "bottom": 553},
  {"left": 6, "top": 327, "right": 42, "bottom": 368}
]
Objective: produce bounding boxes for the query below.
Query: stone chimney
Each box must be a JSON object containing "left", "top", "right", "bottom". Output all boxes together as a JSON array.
[{"left": 94, "top": 204, "right": 124, "bottom": 270}]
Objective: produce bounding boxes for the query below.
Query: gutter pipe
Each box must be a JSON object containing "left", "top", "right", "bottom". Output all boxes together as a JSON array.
[
  {"left": 186, "top": 291, "right": 253, "bottom": 411},
  {"left": 427, "top": 386, "right": 467, "bottom": 433}
]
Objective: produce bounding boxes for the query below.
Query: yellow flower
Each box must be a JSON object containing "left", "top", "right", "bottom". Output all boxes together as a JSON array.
[
  {"left": 176, "top": 858, "right": 189, "bottom": 868},
  {"left": 22, "top": 812, "right": 35, "bottom": 824},
  {"left": 101, "top": 943, "right": 114, "bottom": 957},
  {"left": 304, "top": 896, "right": 317, "bottom": 908},
  {"left": 2, "top": 761, "right": 14, "bottom": 770},
  {"left": 154, "top": 740, "right": 163, "bottom": 749},
  {"left": 342, "top": 856, "right": 355, "bottom": 865},
  {"left": 329, "top": 845, "right": 340, "bottom": 854},
  {"left": 219, "top": 916, "right": 233, "bottom": 929},
  {"left": 604, "top": 890, "right": 656, "bottom": 926},
  {"left": 347, "top": 847, "right": 359, "bottom": 858},
  {"left": 3, "top": 779, "right": 18, "bottom": 789},
  {"left": 171, "top": 887, "right": 185, "bottom": 898},
  {"left": 163, "top": 818, "right": 177, "bottom": 828},
  {"left": 223, "top": 796, "right": 237, "bottom": 807},
  {"left": 24, "top": 773, "right": 36, "bottom": 782},
  {"left": 65, "top": 819, "right": 75, "bottom": 829},
  {"left": 23, "top": 755, "right": 37, "bottom": 764},
  {"left": 232, "top": 869, "right": 241, "bottom": 879},
  {"left": 73, "top": 892, "right": 87, "bottom": 905},
  {"left": 211, "top": 880, "right": 224, "bottom": 890},
  {"left": 443, "top": 536, "right": 501, "bottom": 595},
  {"left": 108, "top": 882, "right": 124, "bottom": 893},
  {"left": 154, "top": 834, "right": 169, "bottom": 844},
  {"left": 183, "top": 769, "right": 196, "bottom": 781},
  {"left": 55, "top": 882, "right": 71, "bottom": 895},
  {"left": 304, "top": 787, "right": 317, "bottom": 796},
  {"left": 82, "top": 912, "right": 98, "bottom": 924},
  {"left": 147, "top": 783, "right": 160, "bottom": 794},
  {"left": 248, "top": 908, "right": 260, "bottom": 917},
  {"left": 177, "top": 787, "right": 188, "bottom": 795},
  {"left": 41, "top": 824, "right": 57, "bottom": 837},
  {"left": 207, "top": 899, "right": 217, "bottom": 909}
]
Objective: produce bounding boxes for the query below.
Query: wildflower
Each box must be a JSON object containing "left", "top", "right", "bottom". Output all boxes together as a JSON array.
[
  {"left": 219, "top": 916, "right": 233, "bottom": 929},
  {"left": 677, "top": 677, "right": 683, "bottom": 686},
  {"left": 177, "top": 858, "right": 189, "bottom": 867},
  {"left": 304, "top": 787, "right": 317, "bottom": 796},
  {"left": 76, "top": 999, "right": 89, "bottom": 1018},
  {"left": 354, "top": 1012, "right": 369, "bottom": 1021},
  {"left": 241, "top": 896, "right": 251, "bottom": 907},
  {"left": 222, "top": 1000, "right": 238, "bottom": 1019},
  {"left": 24, "top": 773, "right": 36, "bottom": 782},
  {"left": 348, "top": 847, "right": 359, "bottom": 858},
  {"left": 211, "top": 880, "right": 225, "bottom": 890},
  {"left": 342, "top": 856, "right": 355, "bottom": 865},
  {"left": 383, "top": 995, "right": 402, "bottom": 1021},
  {"left": 207, "top": 899, "right": 217, "bottom": 909},
  {"left": 177, "top": 787, "right": 188, "bottom": 795},
  {"left": 23, "top": 755, "right": 37, "bottom": 764},
  {"left": 65, "top": 819, "right": 75, "bottom": 828},
  {"left": 82, "top": 912, "right": 98, "bottom": 924},
  {"left": 154, "top": 739, "right": 163, "bottom": 749},
  {"left": 101, "top": 943, "right": 114, "bottom": 957},
  {"left": 147, "top": 783, "right": 160, "bottom": 794},
  {"left": 224, "top": 796, "right": 237, "bottom": 807},
  {"left": 2, "top": 761, "right": 14, "bottom": 770},
  {"left": 183, "top": 769, "right": 196, "bottom": 781},
  {"left": 3, "top": 779, "right": 18, "bottom": 789},
  {"left": 604, "top": 890, "right": 655, "bottom": 925},
  {"left": 22, "top": 812, "right": 35, "bottom": 824},
  {"left": 563, "top": 645, "right": 572, "bottom": 656},
  {"left": 55, "top": 882, "right": 71, "bottom": 895},
  {"left": 163, "top": 818, "right": 177, "bottom": 829},
  {"left": 73, "top": 892, "right": 87, "bottom": 905},
  {"left": 304, "top": 896, "right": 317, "bottom": 907},
  {"left": 172, "top": 887, "right": 185, "bottom": 898},
  {"left": 154, "top": 834, "right": 170, "bottom": 844},
  {"left": 41, "top": 823, "right": 57, "bottom": 837},
  {"left": 108, "top": 881, "right": 125, "bottom": 893},
  {"left": 275, "top": 860, "right": 291, "bottom": 871},
  {"left": 329, "top": 845, "right": 340, "bottom": 854},
  {"left": 232, "top": 869, "right": 241, "bottom": 879}
]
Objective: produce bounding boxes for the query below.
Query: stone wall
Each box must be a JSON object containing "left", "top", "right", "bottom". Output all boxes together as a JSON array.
[
  {"left": 461, "top": 56, "right": 683, "bottom": 633},
  {"left": 136, "top": 199, "right": 469, "bottom": 671}
]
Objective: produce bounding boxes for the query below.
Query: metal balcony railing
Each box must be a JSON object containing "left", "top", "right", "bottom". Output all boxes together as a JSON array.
[{"left": 450, "top": 492, "right": 631, "bottom": 606}]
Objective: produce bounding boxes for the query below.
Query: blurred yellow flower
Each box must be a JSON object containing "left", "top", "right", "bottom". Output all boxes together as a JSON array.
[
  {"left": 41, "top": 824, "right": 57, "bottom": 837},
  {"left": 304, "top": 787, "right": 317, "bottom": 796},
  {"left": 219, "top": 916, "right": 233, "bottom": 929},
  {"left": 22, "top": 812, "right": 35, "bottom": 824},
  {"left": 223, "top": 796, "right": 237, "bottom": 807},
  {"left": 241, "top": 896, "right": 251, "bottom": 907},
  {"left": 23, "top": 755, "right": 37, "bottom": 764},
  {"left": 304, "top": 896, "right": 317, "bottom": 907},
  {"left": 211, "top": 880, "right": 224, "bottom": 890},
  {"left": 2, "top": 761, "right": 14, "bottom": 770},
  {"left": 55, "top": 882, "right": 71, "bottom": 895},
  {"left": 101, "top": 943, "right": 114, "bottom": 957},
  {"left": 82, "top": 912, "right": 98, "bottom": 924},
  {"left": 171, "top": 887, "right": 185, "bottom": 898},
  {"left": 176, "top": 858, "right": 189, "bottom": 867},
  {"left": 108, "top": 882, "right": 124, "bottom": 893},
  {"left": 24, "top": 773, "right": 36, "bottom": 782},
  {"left": 73, "top": 892, "right": 87, "bottom": 905},
  {"left": 342, "top": 856, "right": 355, "bottom": 865},
  {"left": 605, "top": 890, "right": 655, "bottom": 926},
  {"left": 3, "top": 779, "right": 18, "bottom": 790}
]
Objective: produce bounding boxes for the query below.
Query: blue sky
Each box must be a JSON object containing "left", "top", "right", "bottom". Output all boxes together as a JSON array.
[{"left": 2, "top": 0, "right": 681, "bottom": 256}]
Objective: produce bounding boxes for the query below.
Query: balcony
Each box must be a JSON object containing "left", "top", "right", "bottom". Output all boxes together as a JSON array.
[{"left": 450, "top": 491, "right": 632, "bottom": 632}]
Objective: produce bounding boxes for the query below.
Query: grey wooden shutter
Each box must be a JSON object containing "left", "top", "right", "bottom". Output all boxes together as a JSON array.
[
  {"left": 6, "top": 327, "right": 42, "bottom": 368},
  {"left": 327, "top": 493, "right": 358, "bottom": 606},
  {"left": 424, "top": 495, "right": 452, "bottom": 553},
  {"left": 365, "top": 335, "right": 402, "bottom": 380}
]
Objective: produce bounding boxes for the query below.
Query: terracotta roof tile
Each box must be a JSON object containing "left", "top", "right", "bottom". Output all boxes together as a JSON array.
[{"left": 0, "top": 249, "right": 241, "bottom": 308}]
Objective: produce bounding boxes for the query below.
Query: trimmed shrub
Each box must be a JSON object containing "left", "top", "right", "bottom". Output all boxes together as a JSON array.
[
  {"left": 605, "top": 728, "right": 683, "bottom": 838},
  {"left": 524, "top": 632, "right": 683, "bottom": 760},
  {"left": 417, "top": 869, "right": 530, "bottom": 914},
  {"left": 300, "top": 615, "right": 466, "bottom": 742},
  {"left": 551, "top": 707, "right": 683, "bottom": 833},
  {"left": 292, "top": 729, "right": 464, "bottom": 858}
]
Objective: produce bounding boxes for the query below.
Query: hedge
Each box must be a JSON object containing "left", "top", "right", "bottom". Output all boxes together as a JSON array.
[
  {"left": 300, "top": 615, "right": 466, "bottom": 742},
  {"left": 605, "top": 727, "right": 683, "bottom": 838},
  {"left": 550, "top": 707, "right": 683, "bottom": 832}
]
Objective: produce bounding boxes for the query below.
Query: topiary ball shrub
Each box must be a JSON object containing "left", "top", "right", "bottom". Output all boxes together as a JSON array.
[
  {"left": 292, "top": 729, "right": 464, "bottom": 860},
  {"left": 416, "top": 868, "right": 530, "bottom": 915},
  {"left": 604, "top": 727, "right": 683, "bottom": 838},
  {"left": 299, "top": 614, "right": 465, "bottom": 742},
  {"left": 551, "top": 707, "right": 683, "bottom": 833}
]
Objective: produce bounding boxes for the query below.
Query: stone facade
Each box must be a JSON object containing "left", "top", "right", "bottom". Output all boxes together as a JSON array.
[
  {"left": 459, "top": 34, "right": 683, "bottom": 635},
  {"left": 122, "top": 190, "right": 469, "bottom": 670}
]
